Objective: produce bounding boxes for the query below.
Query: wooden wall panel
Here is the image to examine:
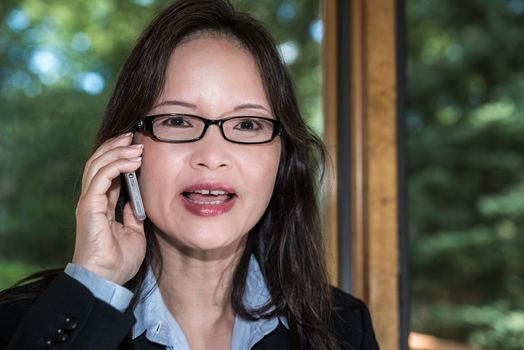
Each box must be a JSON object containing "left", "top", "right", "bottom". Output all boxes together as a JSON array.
[
  {"left": 352, "top": 0, "right": 400, "bottom": 348},
  {"left": 324, "top": 0, "right": 400, "bottom": 348},
  {"left": 323, "top": 0, "right": 339, "bottom": 285}
]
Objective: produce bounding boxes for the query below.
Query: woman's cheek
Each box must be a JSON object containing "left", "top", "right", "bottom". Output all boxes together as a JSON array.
[{"left": 138, "top": 146, "right": 179, "bottom": 210}]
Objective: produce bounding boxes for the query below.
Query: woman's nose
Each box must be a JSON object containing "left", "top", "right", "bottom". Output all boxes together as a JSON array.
[{"left": 189, "top": 125, "right": 231, "bottom": 170}]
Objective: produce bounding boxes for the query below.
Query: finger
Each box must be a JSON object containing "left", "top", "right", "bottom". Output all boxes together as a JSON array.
[
  {"left": 82, "top": 158, "right": 142, "bottom": 213},
  {"left": 82, "top": 144, "right": 143, "bottom": 194},
  {"left": 106, "top": 175, "right": 122, "bottom": 220},
  {"left": 122, "top": 201, "right": 145, "bottom": 232},
  {"left": 91, "top": 133, "right": 134, "bottom": 163},
  {"left": 82, "top": 133, "right": 134, "bottom": 191},
  {"left": 82, "top": 134, "right": 139, "bottom": 193}
]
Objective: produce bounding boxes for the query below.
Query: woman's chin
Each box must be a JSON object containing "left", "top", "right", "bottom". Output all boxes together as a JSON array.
[{"left": 158, "top": 230, "right": 248, "bottom": 259}]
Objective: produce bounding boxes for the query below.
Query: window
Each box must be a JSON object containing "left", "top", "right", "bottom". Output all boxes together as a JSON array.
[{"left": 408, "top": 1, "right": 524, "bottom": 349}]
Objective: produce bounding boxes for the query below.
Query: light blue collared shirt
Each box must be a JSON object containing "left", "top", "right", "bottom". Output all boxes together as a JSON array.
[{"left": 65, "top": 256, "right": 288, "bottom": 349}]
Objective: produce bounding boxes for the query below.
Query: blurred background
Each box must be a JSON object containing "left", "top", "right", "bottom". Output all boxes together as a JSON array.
[
  {"left": 408, "top": 1, "right": 524, "bottom": 349},
  {"left": 1, "top": 0, "right": 523, "bottom": 349}
]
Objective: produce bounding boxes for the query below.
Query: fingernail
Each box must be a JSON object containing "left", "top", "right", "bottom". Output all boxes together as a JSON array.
[
  {"left": 121, "top": 132, "right": 133, "bottom": 138},
  {"left": 130, "top": 157, "right": 142, "bottom": 162},
  {"left": 130, "top": 144, "right": 144, "bottom": 149}
]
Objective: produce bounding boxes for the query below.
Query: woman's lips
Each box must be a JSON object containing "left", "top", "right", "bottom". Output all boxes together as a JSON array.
[{"left": 181, "top": 185, "right": 237, "bottom": 217}]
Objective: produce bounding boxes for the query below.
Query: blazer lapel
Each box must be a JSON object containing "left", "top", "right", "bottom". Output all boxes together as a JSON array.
[
  {"left": 129, "top": 333, "right": 164, "bottom": 349},
  {"left": 251, "top": 322, "right": 292, "bottom": 349}
]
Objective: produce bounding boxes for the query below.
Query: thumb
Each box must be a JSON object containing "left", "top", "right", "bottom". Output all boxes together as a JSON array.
[{"left": 123, "top": 202, "right": 145, "bottom": 232}]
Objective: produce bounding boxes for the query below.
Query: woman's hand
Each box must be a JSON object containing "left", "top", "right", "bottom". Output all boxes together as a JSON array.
[{"left": 73, "top": 133, "right": 147, "bottom": 285}]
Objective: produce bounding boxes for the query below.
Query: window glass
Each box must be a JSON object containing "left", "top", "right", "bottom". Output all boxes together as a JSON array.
[{"left": 408, "top": 1, "right": 524, "bottom": 349}]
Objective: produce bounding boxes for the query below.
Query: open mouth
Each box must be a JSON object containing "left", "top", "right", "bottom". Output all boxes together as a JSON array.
[{"left": 182, "top": 189, "right": 236, "bottom": 205}]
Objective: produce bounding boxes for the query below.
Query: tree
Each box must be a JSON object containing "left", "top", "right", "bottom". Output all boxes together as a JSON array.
[{"left": 408, "top": 0, "right": 524, "bottom": 348}]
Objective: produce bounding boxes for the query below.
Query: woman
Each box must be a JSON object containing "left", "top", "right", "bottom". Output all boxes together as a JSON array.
[{"left": 0, "top": 1, "right": 379, "bottom": 349}]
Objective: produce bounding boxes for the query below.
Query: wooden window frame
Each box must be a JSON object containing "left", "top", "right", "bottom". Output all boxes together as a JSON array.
[{"left": 323, "top": 1, "right": 407, "bottom": 349}]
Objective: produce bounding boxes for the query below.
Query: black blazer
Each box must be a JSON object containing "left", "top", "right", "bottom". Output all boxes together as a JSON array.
[{"left": 0, "top": 272, "right": 379, "bottom": 349}]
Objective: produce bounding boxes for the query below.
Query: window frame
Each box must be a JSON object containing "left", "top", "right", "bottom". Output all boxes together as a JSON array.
[{"left": 323, "top": 1, "right": 406, "bottom": 349}]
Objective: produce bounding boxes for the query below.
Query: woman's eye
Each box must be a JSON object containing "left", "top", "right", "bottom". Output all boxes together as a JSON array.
[
  {"left": 234, "top": 119, "right": 261, "bottom": 131},
  {"left": 161, "top": 117, "right": 192, "bottom": 128}
]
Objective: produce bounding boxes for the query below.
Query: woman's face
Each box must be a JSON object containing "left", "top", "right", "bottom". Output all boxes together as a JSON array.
[{"left": 135, "top": 35, "right": 281, "bottom": 255}]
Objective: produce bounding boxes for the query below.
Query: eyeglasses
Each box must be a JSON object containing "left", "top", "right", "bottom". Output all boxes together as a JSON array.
[{"left": 134, "top": 113, "right": 282, "bottom": 144}]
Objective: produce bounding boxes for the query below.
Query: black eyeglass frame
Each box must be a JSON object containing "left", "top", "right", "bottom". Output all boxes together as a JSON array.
[{"left": 134, "top": 113, "right": 283, "bottom": 145}]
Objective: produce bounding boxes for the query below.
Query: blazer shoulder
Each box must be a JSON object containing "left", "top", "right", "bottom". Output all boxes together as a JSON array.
[
  {"left": 330, "top": 287, "right": 380, "bottom": 350},
  {"left": 331, "top": 287, "right": 368, "bottom": 310},
  {"left": 0, "top": 270, "right": 59, "bottom": 337}
]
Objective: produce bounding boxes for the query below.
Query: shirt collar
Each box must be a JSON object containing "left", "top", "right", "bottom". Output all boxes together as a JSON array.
[
  {"left": 230, "top": 256, "right": 289, "bottom": 349},
  {"left": 132, "top": 266, "right": 190, "bottom": 348},
  {"left": 132, "top": 255, "right": 288, "bottom": 348}
]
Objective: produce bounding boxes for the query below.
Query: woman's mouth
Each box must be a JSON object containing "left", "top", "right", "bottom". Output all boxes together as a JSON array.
[
  {"left": 183, "top": 189, "right": 235, "bottom": 205},
  {"left": 181, "top": 186, "right": 237, "bottom": 216}
]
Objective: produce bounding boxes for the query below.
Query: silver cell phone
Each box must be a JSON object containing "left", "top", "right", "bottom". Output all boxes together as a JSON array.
[{"left": 124, "top": 172, "right": 146, "bottom": 221}]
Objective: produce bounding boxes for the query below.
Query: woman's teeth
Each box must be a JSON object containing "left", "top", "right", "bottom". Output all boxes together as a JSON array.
[
  {"left": 183, "top": 190, "right": 234, "bottom": 204},
  {"left": 193, "top": 189, "right": 228, "bottom": 195}
]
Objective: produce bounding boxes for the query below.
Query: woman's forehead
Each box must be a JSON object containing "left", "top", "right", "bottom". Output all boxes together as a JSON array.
[{"left": 155, "top": 36, "right": 271, "bottom": 115}]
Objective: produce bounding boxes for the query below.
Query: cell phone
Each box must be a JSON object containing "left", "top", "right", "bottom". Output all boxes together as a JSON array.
[{"left": 124, "top": 172, "right": 146, "bottom": 221}]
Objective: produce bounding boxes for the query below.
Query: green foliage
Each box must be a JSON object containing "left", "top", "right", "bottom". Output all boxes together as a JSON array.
[
  {"left": 408, "top": 0, "right": 524, "bottom": 348},
  {"left": 471, "top": 309, "right": 524, "bottom": 350},
  {"left": 0, "top": 260, "right": 51, "bottom": 290}
]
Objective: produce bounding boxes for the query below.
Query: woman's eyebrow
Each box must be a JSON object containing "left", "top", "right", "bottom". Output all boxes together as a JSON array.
[
  {"left": 153, "top": 100, "right": 197, "bottom": 109},
  {"left": 233, "top": 103, "right": 271, "bottom": 113},
  {"left": 154, "top": 101, "right": 271, "bottom": 114}
]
